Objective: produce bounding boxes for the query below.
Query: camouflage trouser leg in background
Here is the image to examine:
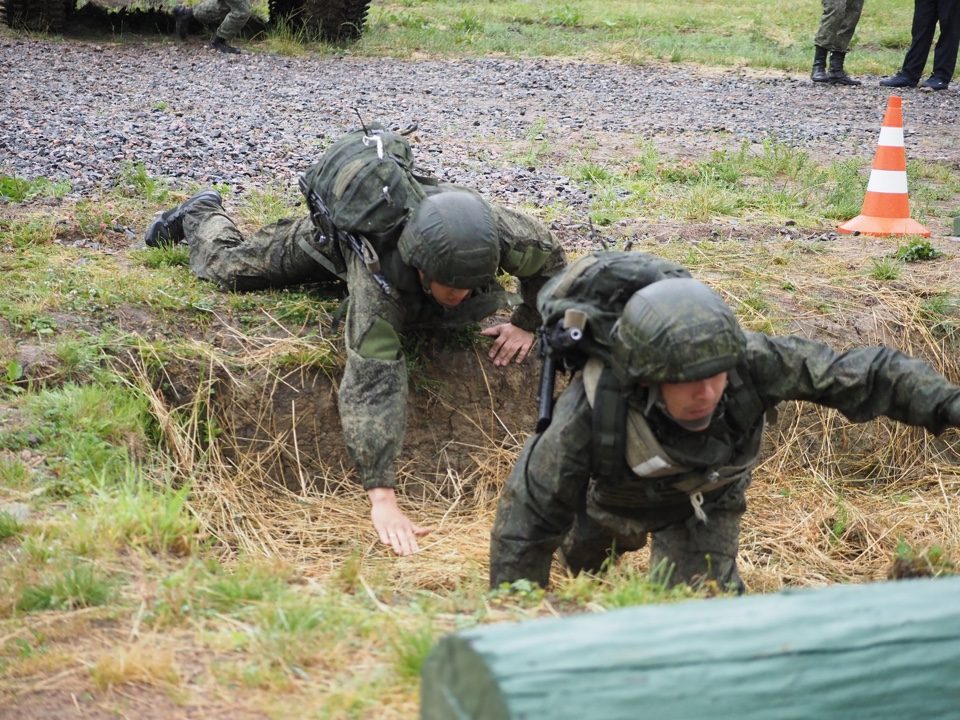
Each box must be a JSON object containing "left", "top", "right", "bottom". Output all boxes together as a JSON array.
[
  {"left": 193, "top": 0, "right": 252, "bottom": 41},
  {"left": 813, "top": 0, "right": 865, "bottom": 53},
  {"left": 649, "top": 479, "right": 749, "bottom": 594},
  {"left": 183, "top": 202, "right": 335, "bottom": 291}
]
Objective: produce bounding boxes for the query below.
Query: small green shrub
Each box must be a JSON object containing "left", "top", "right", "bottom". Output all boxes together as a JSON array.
[{"left": 894, "top": 238, "right": 942, "bottom": 262}]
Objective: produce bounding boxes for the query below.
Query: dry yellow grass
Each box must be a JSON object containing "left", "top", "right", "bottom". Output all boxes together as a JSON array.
[{"left": 133, "top": 234, "right": 960, "bottom": 598}]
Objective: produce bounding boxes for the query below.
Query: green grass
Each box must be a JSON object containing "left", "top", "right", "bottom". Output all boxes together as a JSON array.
[
  {"left": 17, "top": 564, "right": 113, "bottom": 612},
  {"left": 556, "top": 140, "right": 895, "bottom": 228},
  {"left": 349, "top": 0, "right": 914, "bottom": 75},
  {"left": 0, "top": 511, "right": 23, "bottom": 540}
]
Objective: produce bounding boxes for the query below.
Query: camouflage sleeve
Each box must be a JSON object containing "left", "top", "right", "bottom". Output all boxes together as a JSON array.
[
  {"left": 491, "top": 205, "right": 567, "bottom": 332},
  {"left": 746, "top": 332, "right": 960, "bottom": 433},
  {"left": 489, "top": 378, "right": 593, "bottom": 589},
  {"left": 337, "top": 246, "right": 409, "bottom": 490}
]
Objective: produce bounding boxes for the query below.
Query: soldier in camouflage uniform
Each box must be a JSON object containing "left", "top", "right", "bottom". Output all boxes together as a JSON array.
[
  {"left": 489, "top": 266, "right": 960, "bottom": 592},
  {"left": 173, "top": 0, "right": 251, "bottom": 53},
  {"left": 811, "top": 0, "right": 865, "bottom": 84},
  {"left": 145, "top": 185, "right": 566, "bottom": 557}
]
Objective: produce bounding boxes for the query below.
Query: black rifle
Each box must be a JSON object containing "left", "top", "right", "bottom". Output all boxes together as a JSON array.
[
  {"left": 535, "top": 309, "right": 587, "bottom": 433},
  {"left": 298, "top": 176, "right": 394, "bottom": 296}
]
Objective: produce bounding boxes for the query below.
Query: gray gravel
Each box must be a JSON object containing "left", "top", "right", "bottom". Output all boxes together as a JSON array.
[{"left": 2, "top": 35, "right": 958, "bottom": 212}]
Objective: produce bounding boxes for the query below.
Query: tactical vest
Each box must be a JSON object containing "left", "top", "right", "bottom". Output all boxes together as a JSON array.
[{"left": 581, "top": 358, "right": 767, "bottom": 522}]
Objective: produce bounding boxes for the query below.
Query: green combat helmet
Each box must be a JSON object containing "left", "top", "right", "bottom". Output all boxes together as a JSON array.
[
  {"left": 613, "top": 278, "right": 746, "bottom": 383},
  {"left": 398, "top": 191, "right": 500, "bottom": 289}
]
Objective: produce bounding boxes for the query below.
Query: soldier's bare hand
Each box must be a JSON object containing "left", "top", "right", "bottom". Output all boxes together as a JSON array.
[
  {"left": 481, "top": 323, "right": 535, "bottom": 367},
  {"left": 368, "top": 488, "right": 432, "bottom": 556}
]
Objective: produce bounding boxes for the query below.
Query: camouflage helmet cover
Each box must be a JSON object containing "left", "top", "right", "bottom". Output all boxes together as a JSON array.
[
  {"left": 397, "top": 191, "right": 500, "bottom": 289},
  {"left": 613, "top": 278, "right": 746, "bottom": 383}
]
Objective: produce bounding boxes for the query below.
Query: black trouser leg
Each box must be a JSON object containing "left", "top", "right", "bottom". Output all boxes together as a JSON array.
[
  {"left": 931, "top": 0, "right": 960, "bottom": 80},
  {"left": 901, "top": 0, "right": 939, "bottom": 81}
]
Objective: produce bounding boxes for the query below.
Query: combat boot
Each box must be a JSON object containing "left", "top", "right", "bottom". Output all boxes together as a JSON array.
[
  {"left": 173, "top": 6, "right": 192, "bottom": 40},
  {"left": 144, "top": 189, "right": 222, "bottom": 247},
  {"left": 209, "top": 36, "right": 241, "bottom": 54},
  {"left": 826, "top": 52, "right": 861, "bottom": 86},
  {"left": 810, "top": 45, "right": 829, "bottom": 83}
]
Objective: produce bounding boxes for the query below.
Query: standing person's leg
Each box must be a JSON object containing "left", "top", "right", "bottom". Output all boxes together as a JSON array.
[
  {"left": 901, "top": 0, "right": 940, "bottom": 80},
  {"left": 214, "top": 0, "right": 252, "bottom": 42},
  {"left": 192, "top": 0, "right": 229, "bottom": 32},
  {"left": 825, "top": 0, "right": 864, "bottom": 84},
  {"left": 813, "top": 0, "right": 864, "bottom": 83},
  {"left": 927, "top": 0, "right": 960, "bottom": 85}
]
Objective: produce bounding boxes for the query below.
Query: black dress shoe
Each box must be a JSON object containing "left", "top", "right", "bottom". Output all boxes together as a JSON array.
[
  {"left": 921, "top": 76, "right": 949, "bottom": 91},
  {"left": 879, "top": 73, "right": 918, "bottom": 88},
  {"left": 144, "top": 190, "right": 222, "bottom": 247}
]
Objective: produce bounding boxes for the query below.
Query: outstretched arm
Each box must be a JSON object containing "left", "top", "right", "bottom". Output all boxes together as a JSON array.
[
  {"left": 748, "top": 333, "right": 960, "bottom": 432},
  {"left": 339, "top": 246, "right": 430, "bottom": 555}
]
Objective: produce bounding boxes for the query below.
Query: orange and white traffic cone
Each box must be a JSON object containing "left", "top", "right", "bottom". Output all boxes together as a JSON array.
[{"left": 838, "top": 95, "right": 929, "bottom": 237}]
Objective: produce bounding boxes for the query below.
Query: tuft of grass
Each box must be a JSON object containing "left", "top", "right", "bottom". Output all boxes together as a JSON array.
[
  {"left": 919, "top": 294, "right": 960, "bottom": 341},
  {"left": 555, "top": 562, "right": 710, "bottom": 609},
  {"left": 893, "top": 538, "right": 955, "bottom": 577},
  {"left": 238, "top": 185, "right": 301, "bottom": 227},
  {"left": 118, "top": 162, "right": 169, "bottom": 204},
  {"left": 1, "top": 217, "right": 59, "bottom": 248},
  {"left": 389, "top": 619, "right": 436, "bottom": 680},
  {"left": 90, "top": 641, "right": 181, "bottom": 690},
  {"left": 0, "top": 455, "right": 32, "bottom": 489},
  {"left": 869, "top": 257, "right": 901, "bottom": 281},
  {"left": 0, "top": 510, "right": 24, "bottom": 540},
  {"left": 0, "top": 175, "right": 71, "bottom": 202},
  {"left": 136, "top": 245, "right": 190, "bottom": 268},
  {"left": 17, "top": 564, "right": 113, "bottom": 612},
  {"left": 88, "top": 472, "right": 198, "bottom": 556}
]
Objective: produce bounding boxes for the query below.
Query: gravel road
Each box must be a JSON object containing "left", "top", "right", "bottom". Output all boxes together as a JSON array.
[{"left": 2, "top": 35, "right": 958, "bottom": 212}]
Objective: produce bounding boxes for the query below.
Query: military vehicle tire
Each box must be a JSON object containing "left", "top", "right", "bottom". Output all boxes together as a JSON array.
[
  {"left": 269, "top": 0, "right": 371, "bottom": 42},
  {"left": 2, "top": 0, "right": 69, "bottom": 31}
]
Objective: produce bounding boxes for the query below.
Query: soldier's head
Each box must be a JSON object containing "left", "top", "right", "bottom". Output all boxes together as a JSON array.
[
  {"left": 398, "top": 191, "right": 500, "bottom": 306},
  {"left": 613, "top": 278, "right": 746, "bottom": 431}
]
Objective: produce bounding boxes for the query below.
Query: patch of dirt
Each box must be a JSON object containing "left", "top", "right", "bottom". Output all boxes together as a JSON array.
[{"left": 157, "top": 323, "right": 540, "bottom": 493}]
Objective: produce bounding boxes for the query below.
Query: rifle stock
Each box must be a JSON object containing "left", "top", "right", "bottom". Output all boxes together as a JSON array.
[{"left": 534, "top": 311, "right": 586, "bottom": 433}]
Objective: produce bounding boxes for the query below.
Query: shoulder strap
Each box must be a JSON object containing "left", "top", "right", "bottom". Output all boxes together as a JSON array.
[{"left": 582, "top": 359, "right": 627, "bottom": 482}]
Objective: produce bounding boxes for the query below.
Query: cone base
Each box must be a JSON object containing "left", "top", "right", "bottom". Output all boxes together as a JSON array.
[{"left": 838, "top": 214, "right": 930, "bottom": 237}]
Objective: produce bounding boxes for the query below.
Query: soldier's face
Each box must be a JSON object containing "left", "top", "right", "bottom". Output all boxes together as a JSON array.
[
  {"left": 659, "top": 372, "right": 728, "bottom": 430},
  {"left": 422, "top": 274, "right": 472, "bottom": 308}
]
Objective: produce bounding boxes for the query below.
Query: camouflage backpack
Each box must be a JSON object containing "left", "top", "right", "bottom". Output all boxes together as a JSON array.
[
  {"left": 537, "top": 251, "right": 692, "bottom": 370},
  {"left": 536, "top": 251, "right": 692, "bottom": 479},
  {"left": 301, "top": 123, "right": 428, "bottom": 238}
]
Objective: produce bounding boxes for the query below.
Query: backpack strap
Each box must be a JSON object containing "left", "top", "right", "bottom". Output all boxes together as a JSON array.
[{"left": 582, "top": 358, "right": 627, "bottom": 481}]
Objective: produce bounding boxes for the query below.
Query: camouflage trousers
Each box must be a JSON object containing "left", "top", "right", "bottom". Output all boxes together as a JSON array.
[
  {"left": 194, "top": 0, "right": 252, "bottom": 40},
  {"left": 182, "top": 201, "right": 339, "bottom": 291},
  {"left": 560, "top": 478, "right": 749, "bottom": 593},
  {"left": 814, "top": 0, "right": 865, "bottom": 53}
]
